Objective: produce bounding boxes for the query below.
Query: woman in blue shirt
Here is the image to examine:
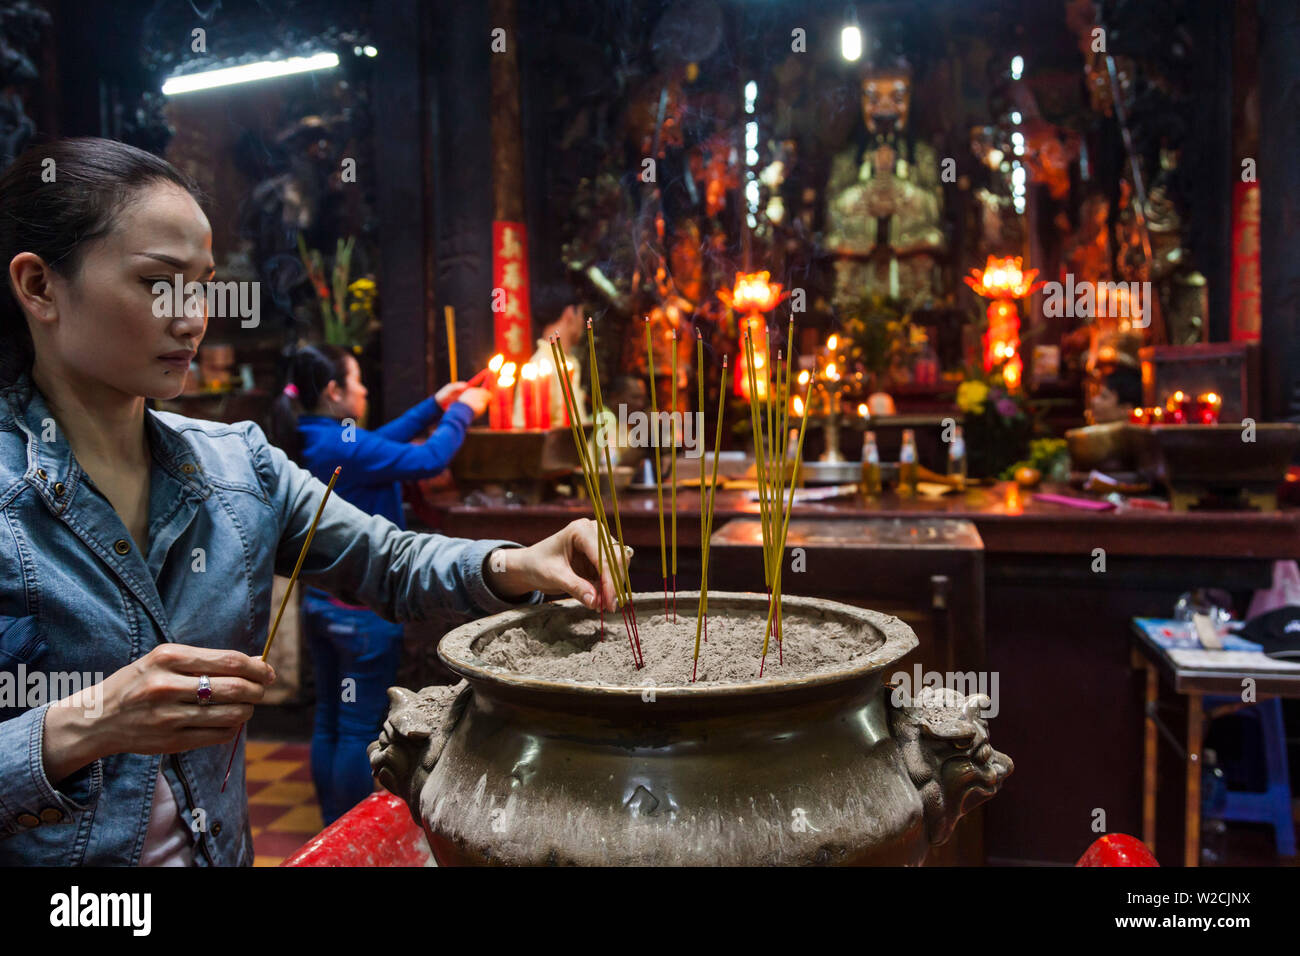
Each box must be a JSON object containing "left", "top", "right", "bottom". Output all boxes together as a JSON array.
[
  {"left": 269, "top": 345, "right": 490, "bottom": 823},
  {"left": 0, "top": 137, "right": 623, "bottom": 865}
]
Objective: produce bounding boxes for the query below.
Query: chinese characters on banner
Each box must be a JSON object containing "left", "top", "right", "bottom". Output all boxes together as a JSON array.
[
  {"left": 493, "top": 221, "right": 532, "bottom": 364},
  {"left": 1231, "top": 180, "right": 1261, "bottom": 342}
]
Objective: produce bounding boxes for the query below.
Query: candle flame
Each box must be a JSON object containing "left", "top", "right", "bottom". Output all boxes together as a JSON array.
[
  {"left": 857, "top": 403, "right": 869, "bottom": 418},
  {"left": 1003, "top": 359, "right": 1021, "bottom": 390},
  {"left": 827, "top": 334, "right": 838, "bottom": 351},
  {"left": 521, "top": 363, "right": 537, "bottom": 381},
  {"left": 797, "top": 369, "right": 810, "bottom": 385},
  {"left": 488, "top": 353, "right": 504, "bottom": 373},
  {"left": 825, "top": 362, "right": 839, "bottom": 380},
  {"left": 792, "top": 396, "right": 805, "bottom": 416}
]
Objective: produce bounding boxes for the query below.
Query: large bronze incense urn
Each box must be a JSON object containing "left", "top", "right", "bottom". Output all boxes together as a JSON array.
[{"left": 369, "top": 592, "right": 1012, "bottom": 866}]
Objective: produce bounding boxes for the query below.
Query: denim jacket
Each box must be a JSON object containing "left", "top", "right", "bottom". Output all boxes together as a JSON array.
[{"left": 0, "top": 374, "right": 538, "bottom": 865}]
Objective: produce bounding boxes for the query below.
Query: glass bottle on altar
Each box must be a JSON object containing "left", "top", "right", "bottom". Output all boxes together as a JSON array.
[
  {"left": 899, "top": 428, "right": 919, "bottom": 497},
  {"left": 860, "top": 430, "right": 882, "bottom": 499},
  {"left": 947, "top": 424, "right": 967, "bottom": 492}
]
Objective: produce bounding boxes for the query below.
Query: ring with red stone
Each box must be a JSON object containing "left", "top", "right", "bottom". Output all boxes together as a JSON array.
[{"left": 197, "top": 675, "right": 213, "bottom": 705}]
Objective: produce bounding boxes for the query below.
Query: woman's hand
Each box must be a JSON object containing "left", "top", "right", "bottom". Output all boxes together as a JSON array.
[
  {"left": 41, "top": 644, "right": 275, "bottom": 784},
  {"left": 454, "top": 387, "right": 492, "bottom": 417},
  {"left": 435, "top": 382, "right": 468, "bottom": 409},
  {"left": 485, "top": 519, "right": 631, "bottom": 611}
]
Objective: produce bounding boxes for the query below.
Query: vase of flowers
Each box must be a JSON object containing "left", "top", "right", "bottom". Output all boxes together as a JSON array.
[{"left": 955, "top": 375, "right": 1033, "bottom": 479}]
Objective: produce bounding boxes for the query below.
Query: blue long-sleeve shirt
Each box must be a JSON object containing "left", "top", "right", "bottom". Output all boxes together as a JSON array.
[{"left": 297, "top": 397, "right": 475, "bottom": 529}]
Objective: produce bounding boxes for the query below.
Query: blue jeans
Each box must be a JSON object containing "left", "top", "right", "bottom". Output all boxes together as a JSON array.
[{"left": 303, "top": 589, "right": 405, "bottom": 825}]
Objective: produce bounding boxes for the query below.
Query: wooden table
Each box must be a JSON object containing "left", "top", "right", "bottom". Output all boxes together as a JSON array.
[{"left": 1129, "top": 619, "right": 1300, "bottom": 866}]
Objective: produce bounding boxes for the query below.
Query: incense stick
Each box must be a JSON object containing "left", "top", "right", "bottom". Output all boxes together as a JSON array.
[
  {"left": 645, "top": 319, "right": 668, "bottom": 620},
  {"left": 693, "top": 353, "right": 727, "bottom": 681},
  {"left": 585, "top": 319, "right": 639, "bottom": 651},
  {"left": 222, "top": 466, "right": 341, "bottom": 792},
  {"left": 551, "top": 336, "right": 642, "bottom": 667},
  {"left": 670, "top": 329, "right": 678, "bottom": 623},
  {"left": 444, "top": 305, "right": 458, "bottom": 382},
  {"left": 760, "top": 370, "right": 815, "bottom": 676}
]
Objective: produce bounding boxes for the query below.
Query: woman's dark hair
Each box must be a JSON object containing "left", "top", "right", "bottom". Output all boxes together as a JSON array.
[
  {"left": 0, "top": 137, "right": 203, "bottom": 385},
  {"left": 269, "top": 344, "right": 354, "bottom": 465}
]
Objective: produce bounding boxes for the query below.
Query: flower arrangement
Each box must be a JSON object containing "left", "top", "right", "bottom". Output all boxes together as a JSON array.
[
  {"left": 838, "top": 294, "right": 921, "bottom": 384},
  {"left": 954, "top": 366, "right": 1033, "bottom": 479},
  {"left": 297, "top": 235, "right": 379, "bottom": 351}
]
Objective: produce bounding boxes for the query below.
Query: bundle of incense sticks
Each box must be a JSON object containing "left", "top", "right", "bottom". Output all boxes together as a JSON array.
[
  {"left": 550, "top": 328, "right": 643, "bottom": 668},
  {"left": 222, "top": 466, "right": 341, "bottom": 792},
  {"left": 743, "top": 321, "right": 813, "bottom": 677},
  {"left": 692, "top": 342, "right": 727, "bottom": 682}
]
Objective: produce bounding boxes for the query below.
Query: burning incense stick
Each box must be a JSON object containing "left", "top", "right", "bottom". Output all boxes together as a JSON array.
[
  {"left": 693, "top": 353, "right": 727, "bottom": 681},
  {"left": 444, "top": 305, "right": 458, "bottom": 382},
  {"left": 551, "top": 336, "right": 642, "bottom": 668},
  {"left": 222, "top": 466, "right": 341, "bottom": 792},
  {"left": 644, "top": 319, "right": 668, "bottom": 619},
  {"left": 585, "top": 319, "right": 639, "bottom": 647},
  {"left": 742, "top": 330, "right": 773, "bottom": 595},
  {"left": 670, "top": 329, "right": 678, "bottom": 623},
  {"left": 760, "top": 370, "right": 815, "bottom": 677}
]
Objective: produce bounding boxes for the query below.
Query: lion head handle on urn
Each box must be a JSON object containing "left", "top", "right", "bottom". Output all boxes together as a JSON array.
[
  {"left": 368, "top": 682, "right": 471, "bottom": 809},
  {"left": 889, "top": 686, "right": 1014, "bottom": 846}
]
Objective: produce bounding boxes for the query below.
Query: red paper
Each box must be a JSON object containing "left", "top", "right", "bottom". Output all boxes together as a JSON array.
[{"left": 492, "top": 222, "right": 532, "bottom": 366}]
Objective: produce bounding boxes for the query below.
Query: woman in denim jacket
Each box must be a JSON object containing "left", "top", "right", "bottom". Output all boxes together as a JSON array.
[{"left": 0, "top": 138, "right": 623, "bottom": 866}]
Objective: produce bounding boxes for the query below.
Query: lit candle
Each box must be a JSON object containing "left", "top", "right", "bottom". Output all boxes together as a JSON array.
[
  {"left": 493, "top": 363, "right": 517, "bottom": 430},
  {"left": 1165, "top": 389, "right": 1189, "bottom": 424},
  {"left": 520, "top": 363, "right": 538, "bottom": 429},
  {"left": 1197, "top": 391, "right": 1222, "bottom": 425},
  {"left": 537, "top": 357, "right": 553, "bottom": 428}
]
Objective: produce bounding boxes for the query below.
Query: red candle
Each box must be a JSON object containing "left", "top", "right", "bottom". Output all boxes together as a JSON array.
[
  {"left": 521, "top": 363, "right": 538, "bottom": 429},
  {"left": 1197, "top": 391, "right": 1222, "bottom": 425},
  {"left": 492, "top": 363, "right": 517, "bottom": 430},
  {"left": 538, "top": 368, "right": 552, "bottom": 429}
]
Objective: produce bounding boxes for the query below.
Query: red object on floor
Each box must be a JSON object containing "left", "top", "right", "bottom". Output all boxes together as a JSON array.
[
  {"left": 1075, "top": 834, "right": 1159, "bottom": 867},
  {"left": 280, "top": 792, "right": 432, "bottom": 867}
]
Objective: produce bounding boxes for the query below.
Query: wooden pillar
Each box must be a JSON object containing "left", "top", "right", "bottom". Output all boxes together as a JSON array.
[
  {"left": 433, "top": 0, "right": 495, "bottom": 383},
  {"left": 374, "top": 0, "right": 435, "bottom": 421},
  {"left": 488, "top": 0, "right": 532, "bottom": 366},
  {"left": 1258, "top": 0, "right": 1300, "bottom": 421}
]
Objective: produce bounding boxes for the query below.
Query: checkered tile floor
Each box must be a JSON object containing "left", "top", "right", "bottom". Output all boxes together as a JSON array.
[{"left": 245, "top": 740, "right": 322, "bottom": 866}]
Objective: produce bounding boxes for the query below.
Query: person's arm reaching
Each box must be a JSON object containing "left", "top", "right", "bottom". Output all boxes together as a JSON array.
[
  {"left": 246, "top": 422, "right": 627, "bottom": 621},
  {"left": 371, "top": 382, "right": 476, "bottom": 443},
  {"left": 371, "top": 395, "right": 442, "bottom": 444}
]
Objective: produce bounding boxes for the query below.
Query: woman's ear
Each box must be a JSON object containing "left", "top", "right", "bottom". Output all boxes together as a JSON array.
[
  {"left": 320, "top": 378, "right": 345, "bottom": 410},
  {"left": 9, "top": 252, "right": 58, "bottom": 326}
]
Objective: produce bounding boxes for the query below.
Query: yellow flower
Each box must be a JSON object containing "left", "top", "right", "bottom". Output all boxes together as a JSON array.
[
  {"left": 957, "top": 380, "right": 989, "bottom": 415},
  {"left": 349, "top": 278, "right": 376, "bottom": 293}
]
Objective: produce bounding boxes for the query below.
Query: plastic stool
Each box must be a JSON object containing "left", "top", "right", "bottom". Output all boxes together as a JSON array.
[{"left": 1202, "top": 695, "right": 1296, "bottom": 858}]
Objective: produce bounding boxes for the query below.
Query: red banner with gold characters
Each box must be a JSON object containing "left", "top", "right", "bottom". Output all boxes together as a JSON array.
[
  {"left": 1231, "top": 180, "right": 1260, "bottom": 342},
  {"left": 492, "top": 221, "right": 532, "bottom": 364}
]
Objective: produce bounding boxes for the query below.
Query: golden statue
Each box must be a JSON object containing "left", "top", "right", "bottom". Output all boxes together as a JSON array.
[{"left": 824, "top": 63, "right": 947, "bottom": 311}]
